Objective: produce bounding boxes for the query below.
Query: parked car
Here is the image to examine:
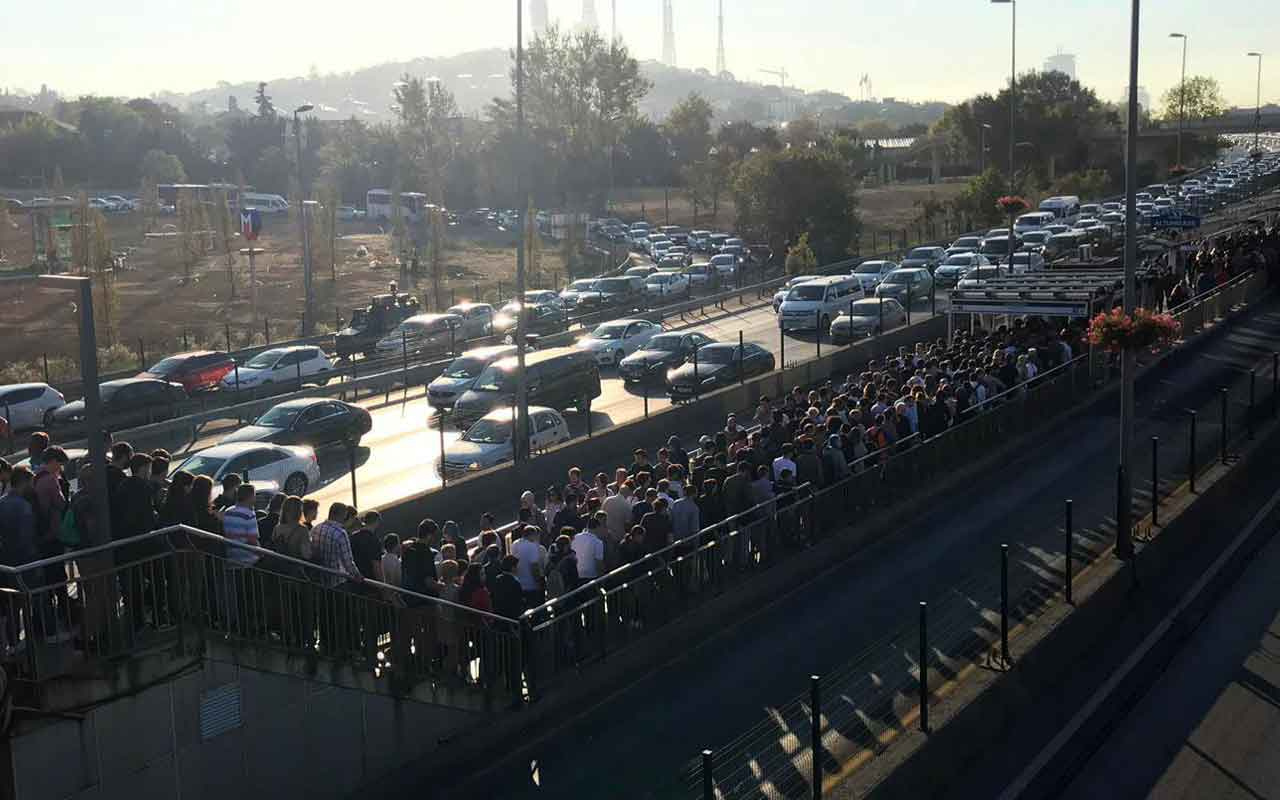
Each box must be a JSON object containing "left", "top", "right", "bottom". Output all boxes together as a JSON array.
[
  {"left": 337, "top": 206, "right": 366, "bottom": 221},
  {"left": 586, "top": 275, "right": 647, "bottom": 309},
  {"left": 874, "top": 268, "right": 934, "bottom": 305},
  {"left": 978, "top": 234, "right": 1022, "bottom": 264},
  {"left": 617, "top": 331, "right": 716, "bottom": 384},
  {"left": 559, "top": 278, "right": 602, "bottom": 309},
  {"left": 48, "top": 377, "right": 187, "bottom": 432},
  {"left": 521, "top": 290, "right": 563, "bottom": 310},
  {"left": 427, "top": 345, "right": 517, "bottom": 409},
  {"left": 850, "top": 260, "right": 897, "bottom": 292},
  {"left": 626, "top": 265, "right": 659, "bottom": 280},
  {"left": 645, "top": 271, "right": 690, "bottom": 298},
  {"left": 375, "top": 313, "right": 463, "bottom": 358},
  {"left": 219, "top": 398, "right": 372, "bottom": 448},
  {"left": 576, "top": 318, "right": 663, "bottom": 365},
  {"left": 899, "top": 246, "right": 946, "bottom": 273},
  {"left": 667, "top": 342, "right": 775, "bottom": 399},
  {"left": 439, "top": 406, "right": 570, "bottom": 478},
  {"left": 138, "top": 350, "right": 235, "bottom": 394},
  {"left": 773, "top": 274, "right": 825, "bottom": 312},
  {"left": 220, "top": 346, "right": 333, "bottom": 391},
  {"left": 955, "top": 265, "right": 1005, "bottom": 290},
  {"left": 934, "top": 253, "right": 992, "bottom": 288},
  {"left": 830, "top": 297, "right": 907, "bottom": 342},
  {"left": 173, "top": 442, "right": 321, "bottom": 497},
  {"left": 453, "top": 347, "right": 601, "bottom": 426},
  {"left": 0, "top": 383, "right": 65, "bottom": 431}
]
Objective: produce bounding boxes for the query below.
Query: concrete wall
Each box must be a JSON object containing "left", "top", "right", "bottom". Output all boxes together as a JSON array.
[
  {"left": 376, "top": 314, "right": 948, "bottom": 535},
  {"left": 4, "top": 659, "right": 480, "bottom": 800}
]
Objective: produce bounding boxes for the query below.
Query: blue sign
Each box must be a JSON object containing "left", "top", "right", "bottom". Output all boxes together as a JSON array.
[
  {"left": 240, "top": 209, "right": 262, "bottom": 241},
  {"left": 1151, "top": 210, "right": 1201, "bottom": 230}
]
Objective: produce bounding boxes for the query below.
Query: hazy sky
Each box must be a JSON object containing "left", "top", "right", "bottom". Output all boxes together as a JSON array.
[{"left": 9, "top": 0, "right": 1274, "bottom": 110}]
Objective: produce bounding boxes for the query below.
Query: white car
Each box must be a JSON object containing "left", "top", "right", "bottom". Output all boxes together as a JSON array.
[
  {"left": 773, "top": 274, "right": 825, "bottom": 312},
  {"left": 955, "top": 266, "right": 1005, "bottom": 290},
  {"left": 646, "top": 272, "right": 690, "bottom": 297},
  {"left": 850, "top": 260, "right": 897, "bottom": 292},
  {"left": 445, "top": 302, "right": 496, "bottom": 340},
  {"left": 709, "top": 253, "right": 738, "bottom": 276},
  {"left": 173, "top": 442, "right": 322, "bottom": 497},
  {"left": 438, "top": 406, "right": 570, "bottom": 478},
  {"left": 682, "top": 263, "right": 717, "bottom": 287},
  {"left": 0, "top": 383, "right": 66, "bottom": 431},
  {"left": 576, "top": 318, "right": 663, "bottom": 365},
  {"left": 427, "top": 344, "right": 516, "bottom": 409},
  {"left": 221, "top": 346, "right": 333, "bottom": 391}
]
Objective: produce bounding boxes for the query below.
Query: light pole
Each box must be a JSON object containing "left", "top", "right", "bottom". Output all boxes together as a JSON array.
[
  {"left": 513, "top": 0, "right": 531, "bottom": 464},
  {"left": 1169, "top": 33, "right": 1188, "bottom": 167},
  {"left": 39, "top": 276, "right": 111, "bottom": 546},
  {"left": 979, "top": 123, "right": 992, "bottom": 173},
  {"left": 1118, "top": 0, "right": 1141, "bottom": 563},
  {"left": 293, "top": 103, "right": 315, "bottom": 334},
  {"left": 1248, "top": 52, "right": 1264, "bottom": 152},
  {"left": 992, "top": 0, "right": 1016, "bottom": 272}
]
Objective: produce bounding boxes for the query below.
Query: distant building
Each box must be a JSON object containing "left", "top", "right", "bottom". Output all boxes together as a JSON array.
[
  {"left": 1120, "top": 85, "right": 1152, "bottom": 116},
  {"left": 1043, "top": 52, "right": 1077, "bottom": 80}
]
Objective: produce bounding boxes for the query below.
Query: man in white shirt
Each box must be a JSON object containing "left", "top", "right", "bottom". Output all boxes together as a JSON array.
[
  {"left": 602, "top": 482, "right": 632, "bottom": 546},
  {"left": 772, "top": 443, "right": 798, "bottom": 482},
  {"left": 670, "top": 485, "right": 701, "bottom": 543},
  {"left": 510, "top": 524, "right": 548, "bottom": 608},
  {"left": 573, "top": 513, "right": 607, "bottom": 580}
]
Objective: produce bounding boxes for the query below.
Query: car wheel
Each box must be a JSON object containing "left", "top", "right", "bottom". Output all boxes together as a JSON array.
[{"left": 284, "top": 473, "right": 309, "bottom": 496}]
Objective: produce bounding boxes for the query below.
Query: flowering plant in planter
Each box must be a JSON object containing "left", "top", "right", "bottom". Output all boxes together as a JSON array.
[
  {"left": 1088, "top": 307, "right": 1182, "bottom": 352},
  {"left": 996, "top": 195, "right": 1029, "bottom": 215}
]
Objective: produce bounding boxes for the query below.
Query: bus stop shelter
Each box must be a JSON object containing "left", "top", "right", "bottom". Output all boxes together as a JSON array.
[{"left": 946, "top": 269, "right": 1158, "bottom": 339}]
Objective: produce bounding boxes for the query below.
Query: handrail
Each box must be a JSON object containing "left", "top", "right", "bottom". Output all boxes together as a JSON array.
[{"left": 1167, "top": 267, "right": 1259, "bottom": 315}]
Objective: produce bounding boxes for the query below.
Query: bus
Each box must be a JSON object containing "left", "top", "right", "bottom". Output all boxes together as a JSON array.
[
  {"left": 366, "top": 189, "right": 430, "bottom": 222},
  {"left": 157, "top": 183, "right": 241, "bottom": 210}
]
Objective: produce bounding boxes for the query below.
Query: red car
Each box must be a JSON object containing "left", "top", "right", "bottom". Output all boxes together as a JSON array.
[{"left": 139, "top": 351, "right": 235, "bottom": 394}]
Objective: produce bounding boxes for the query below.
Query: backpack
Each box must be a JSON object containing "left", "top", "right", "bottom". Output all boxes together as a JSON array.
[{"left": 58, "top": 506, "right": 81, "bottom": 547}]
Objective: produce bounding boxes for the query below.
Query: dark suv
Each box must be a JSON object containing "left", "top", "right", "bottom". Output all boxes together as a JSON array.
[{"left": 48, "top": 377, "right": 188, "bottom": 433}]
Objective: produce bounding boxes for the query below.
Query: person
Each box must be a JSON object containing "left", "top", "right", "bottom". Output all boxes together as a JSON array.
[
  {"left": 667, "top": 435, "right": 690, "bottom": 471},
  {"left": 772, "top": 443, "right": 798, "bottom": 482},
  {"left": 546, "top": 534, "right": 579, "bottom": 598},
  {"left": 519, "top": 490, "right": 547, "bottom": 534},
  {"left": 348, "top": 511, "right": 384, "bottom": 581},
  {"left": 722, "top": 460, "right": 755, "bottom": 522},
  {"left": 459, "top": 562, "right": 492, "bottom": 612},
  {"left": 160, "top": 470, "right": 194, "bottom": 527},
  {"left": 511, "top": 524, "right": 548, "bottom": 608},
  {"left": 148, "top": 452, "right": 171, "bottom": 511},
  {"left": 641, "top": 497, "right": 672, "bottom": 553},
  {"left": 670, "top": 485, "right": 701, "bottom": 542},
  {"left": 271, "top": 496, "right": 311, "bottom": 561},
  {"left": 381, "top": 533, "right": 403, "bottom": 587},
  {"left": 602, "top": 482, "right": 632, "bottom": 546},
  {"left": 0, "top": 466, "right": 37, "bottom": 567},
  {"left": 214, "top": 474, "right": 241, "bottom": 512},
  {"left": 573, "top": 513, "right": 607, "bottom": 581},
  {"left": 31, "top": 447, "right": 69, "bottom": 603},
  {"left": 26, "top": 432, "right": 49, "bottom": 471},
  {"left": 696, "top": 479, "right": 725, "bottom": 528},
  {"left": 564, "top": 467, "right": 589, "bottom": 500},
  {"left": 0, "top": 457, "right": 10, "bottom": 498},
  {"left": 551, "top": 492, "right": 584, "bottom": 537},
  {"left": 629, "top": 448, "right": 655, "bottom": 476},
  {"left": 111, "top": 452, "right": 157, "bottom": 540},
  {"left": 258, "top": 493, "right": 285, "bottom": 550},
  {"left": 220, "top": 484, "right": 261, "bottom": 567},
  {"left": 489, "top": 556, "right": 524, "bottom": 619},
  {"left": 302, "top": 499, "right": 319, "bottom": 530},
  {"left": 618, "top": 525, "right": 647, "bottom": 566},
  {"left": 823, "top": 435, "right": 852, "bottom": 482},
  {"left": 188, "top": 475, "right": 222, "bottom": 535},
  {"left": 310, "top": 503, "right": 363, "bottom": 589},
  {"left": 441, "top": 520, "right": 467, "bottom": 557}
]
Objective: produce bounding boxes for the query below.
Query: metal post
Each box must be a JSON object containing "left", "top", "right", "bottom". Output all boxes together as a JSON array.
[
  {"left": 1064, "top": 499, "right": 1074, "bottom": 604},
  {"left": 439, "top": 409, "right": 447, "bottom": 488},
  {"left": 930, "top": 281, "right": 936, "bottom": 316},
  {"left": 780, "top": 323, "right": 786, "bottom": 368},
  {"left": 225, "top": 323, "right": 232, "bottom": 353},
  {"left": 234, "top": 362, "right": 241, "bottom": 402},
  {"left": 182, "top": 330, "right": 189, "bottom": 350},
  {"left": 348, "top": 445, "right": 358, "bottom": 508},
  {"left": 296, "top": 359, "right": 302, "bottom": 390},
  {"left": 264, "top": 317, "right": 270, "bottom": 343},
  {"left": 701, "top": 750, "right": 715, "bottom": 800},
  {"left": 643, "top": 379, "right": 649, "bottom": 418},
  {"left": 879, "top": 297, "right": 884, "bottom": 336},
  {"left": 1188, "top": 410, "right": 1198, "bottom": 493},
  {"left": 1000, "top": 543, "right": 1009, "bottom": 666},
  {"left": 450, "top": 324, "right": 456, "bottom": 357},
  {"left": 693, "top": 344, "right": 700, "bottom": 400},
  {"left": 1116, "top": 0, "right": 1141, "bottom": 564},
  {"left": 1248, "top": 369, "right": 1256, "bottom": 440},
  {"left": 1116, "top": 464, "right": 1130, "bottom": 560},
  {"left": 918, "top": 601, "right": 929, "bottom": 733},
  {"left": 906, "top": 283, "right": 912, "bottom": 326},
  {"left": 513, "top": 0, "right": 530, "bottom": 466},
  {"left": 815, "top": 310, "right": 822, "bottom": 359},
  {"left": 1273, "top": 353, "right": 1279, "bottom": 419},
  {"left": 810, "top": 675, "right": 822, "bottom": 800},
  {"left": 1220, "top": 387, "right": 1229, "bottom": 464},
  {"left": 739, "top": 330, "right": 745, "bottom": 385},
  {"left": 402, "top": 330, "right": 409, "bottom": 383},
  {"left": 1151, "top": 436, "right": 1159, "bottom": 527}
]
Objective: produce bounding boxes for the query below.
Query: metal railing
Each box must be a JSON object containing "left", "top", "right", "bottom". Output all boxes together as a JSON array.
[{"left": 0, "top": 525, "right": 523, "bottom": 709}]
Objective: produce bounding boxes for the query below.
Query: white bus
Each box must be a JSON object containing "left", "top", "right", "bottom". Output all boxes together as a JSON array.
[{"left": 366, "top": 189, "right": 430, "bottom": 222}]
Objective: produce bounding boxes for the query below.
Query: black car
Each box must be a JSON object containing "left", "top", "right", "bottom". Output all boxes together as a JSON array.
[
  {"left": 617, "top": 331, "right": 716, "bottom": 384},
  {"left": 666, "top": 342, "right": 775, "bottom": 398},
  {"left": 217, "top": 398, "right": 373, "bottom": 448},
  {"left": 492, "top": 303, "right": 569, "bottom": 340},
  {"left": 48, "top": 377, "right": 188, "bottom": 432}
]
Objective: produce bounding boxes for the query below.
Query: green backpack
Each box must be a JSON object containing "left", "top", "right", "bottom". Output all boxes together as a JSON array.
[{"left": 58, "top": 507, "right": 80, "bottom": 548}]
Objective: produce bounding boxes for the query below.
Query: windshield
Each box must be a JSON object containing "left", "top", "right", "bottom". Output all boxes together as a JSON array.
[
  {"left": 597, "top": 278, "right": 630, "bottom": 292},
  {"left": 908, "top": 248, "right": 937, "bottom": 259},
  {"left": 848, "top": 300, "right": 883, "bottom": 317},
  {"left": 462, "top": 418, "right": 512, "bottom": 444},
  {"left": 473, "top": 366, "right": 513, "bottom": 392},
  {"left": 942, "top": 255, "right": 973, "bottom": 266},
  {"left": 255, "top": 406, "right": 301, "bottom": 428},
  {"left": 883, "top": 272, "right": 916, "bottom": 284},
  {"left": 245, "top": 349, "right": 284, "bottom": 369},
  {"left": 954, "top": 237, "right": 981, "bottom": 247},
  {"left": 650, "top": 274, "right": 678, "bottom": 285},
  {"left": 855, "top": 262, "right": 886, "bottom": 274},
  {"left": 787, "top": 285, "right": 827, "bottom": 301},
  {"left": 644, "top": 334, "right": 685, "bottom": 352},
  {"left": 145, "top": 356, "right": 186, "bottom": 375},
  {"left": 176, "top": 454, "right": 226, "bottom": 478},
  {"left": 590, "top": 323, "right": 628, "bottom": 340},
  {"left": 442, "top": 356, "right": 486, "bottom": 380},
  {"left": 981, "top": 240, "right": 1011, "bottom": 254},
  {"left": 567, "top": 280, "right": 597, "bottom": 292},
  {"left": 699, "top": 346, "right": 738, "bottom": 364},
  {"left": 962, "top": 267, "right": 1002, "bottom": 280}
]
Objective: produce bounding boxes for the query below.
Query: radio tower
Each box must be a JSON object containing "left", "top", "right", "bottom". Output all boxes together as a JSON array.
[
  {"left": 715, "top": 0, "right": 726, "bottom": 76},
  {"left": 662, "top": 0, "right": 677, "bottom": 67},
  {"left": 580, "top": 0, "right": 599, "bottom": 32}
]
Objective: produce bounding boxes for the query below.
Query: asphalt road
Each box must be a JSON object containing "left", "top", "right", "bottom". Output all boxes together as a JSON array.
[{"left": 439, "top": 300, "right": 1280, "bottom": 800}]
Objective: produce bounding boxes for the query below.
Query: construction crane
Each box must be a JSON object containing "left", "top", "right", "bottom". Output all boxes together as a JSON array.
[{"left": 760, "top": 68, "right": 789, "bottom": 88}]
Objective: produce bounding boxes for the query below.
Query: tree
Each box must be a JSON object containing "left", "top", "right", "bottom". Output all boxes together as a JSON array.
[
  {"left": 784, "top": 233, "right": 817, "bottom": 276},
  {"left": 1159, "top": 75, "right": 1226, "bottom": 122},
  {"left": 425, "top": 206, "right": 448, "bottom": 309},
  {"left": 139, "top": 149, "right": 187, "bottom": 183},
  {"left": 212, "top": 189, "right": 237, "bottom": 300},
  {"left": 1050, "top": 169, "right": 1112, "bottom": 200},
  {"left": 783, "top": 116, "right": 820, "bottom": 149},
  {"left": 948, "top": 168, "right": 1010, "bottom": 229},
  {"left": 732, "top": 148, "right": 860, "bottom": 262},
  {"left": 254, "top": 82, "right": 276, "bottom": 119},
  {"left": 663, "top": 93, "right": 714, "bottom": 170}
]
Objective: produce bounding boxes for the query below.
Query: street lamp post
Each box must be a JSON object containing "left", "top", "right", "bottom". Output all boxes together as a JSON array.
[
  {"left": 1248, "top": 52, "right": 1264, "bottom": 152},
  {"left": 979, "top": 123, "right": 992, "bottom": 173},
  {"left": 293, "top": 104, "right": 315, "bottom": 334},
  {"left": 1118, "top": 0, "right": 1141, "bottom": 563},
  {"left": 1169, "top": 33, "right": 1188, "bottom": 167},
  {"left": 991, "top": 0, "right": 1016, "bottom": 274},
  {"left": 39, "top": 276, "right": 111, "bottom": 546},
  {"left": 513, "top": 0, "right": 531, "bottom": 464}
]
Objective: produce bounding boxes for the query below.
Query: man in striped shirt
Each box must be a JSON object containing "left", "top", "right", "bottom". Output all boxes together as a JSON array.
[{"left": 220, "top": 485, "right": 261, "bottom": 567}]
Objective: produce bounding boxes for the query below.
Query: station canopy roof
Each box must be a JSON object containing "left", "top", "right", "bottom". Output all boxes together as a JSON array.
[{"left": 948, "top": 269, "right": 1158, "bottom": 318}]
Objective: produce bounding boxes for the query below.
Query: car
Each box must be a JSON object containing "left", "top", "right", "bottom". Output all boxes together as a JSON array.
[
  {"left": 337, "top": 206, "right": 366, "bottom": 221},
  {"left": 643, "top": 233, "right": 670, "bottom": 254},
  {"left": 1099, "top": 212, "right": 1126, "bottom": 233},
  {"left": 933, "top": 253, "right": 992, "bottom": 288},
  {"left": 779, "top": 275, "right": 865, "bottom": 332},
  {"left": 1007, "top": 251, "right": 1047, "bottom": 273},
  {"left": 955, "top": 265, "right": 1005, "bottom": 290},
  {"left": 667, "top": 342, "right": 775, "bottom": 399},
  {"left": 427, "top": 345, "right": 517, "bottom": 409},
  {"left": 709, "top": 253, "right": 739, "bottom": 276},
  {"left": 576, "top": 319, "right": 663, "bottom": 365},
  {"left": 3, "top": 198, "right": 23, "bottom": 211},
  {"left": 491, "top": 303, "right": 569, "bottom": 340},
  {"left": 946, "top": 236, "right": 983, "bottom": 256},
  {"left": 173, "top": 442, "right": 321, "bottom": 497},
  {"left": 375, "top": 313, "right": 463, "bottom": 358},
  {"left": 688, "top": 230, "right": 711, "bottom": 250},
  {"left": 587, "top": 275, "right": 647, "bottom": 309},
  {"left": 439, "top": 406, "right": 571, "bottom": 478},
  {"left": 521, "top": 290, "right": 563, "bottom": 310},
  {"left": 1101, "top": 202, "right": 1123, "bottom": 213},
  {"left": 645, "top": 271, "right": 690, "bottom": 298},
  {"left": 617, "top": 331, "right": 716, "bottom": 384},
  {"left": 559, "top": 278, "right": 602, "bottom": 309},
  {"left": 1018, "top": 230, "right": 1053, "bottom": 252},
  {"left": 682, "top": 262, "right": 718, "bottom": 287},
  {"left": 104, "top": 195, "right": 135, "bottom": 212},
  {"left": 719, "top": 244, "right": 745, "bottom": 263},
  {"left": 29, "top": 197, "right": 52, "bottom": 208},
  {"left": 0, "top": 383, "right": 65, "bottom": 431},
  {"left": 138, "top": 350, "right": 235, "bottom": 394},
  {"left": 626, "top": 265, "right": 659, "bottom": 280},
  {"left": 830, "top": 298, "right": 907, "bottom": 343},
  {"left": 978, "top": 235, "right": 1022, "bottom": 264},
  {"left": 1079, "top": 203, "right": 1102, "bottom": 218},
  {"left": 88, "top": 198, "right": 114, "bottom": 212},
  {"left": 900, "top": 246, "right": 947, "bottom": 272},
  {"left": 1049, "top": 231, "right": 1088, "bottom": 254},
  {"left": 1043, "top": 223, "right": 1072, "bottom": 236},
  {"left": 657, "top": 253, "right": 687, "bottom": 270},
  {"left": 850, "top": 260, "right": 897, "bottom": 292},
  {"left": 48, "top": 377, "right": 187, "bottom": 432},
  {"left": 706, "top": 233, "right": 730, "bottom": 252},
  {"left": 221, "top": 346, "right": 333, "bottom": 391},
  {"left": 773, "top": 274, "right": 825, "bottom": 312},
  {"left": 445, "top": 302, "right": 496, "bottom": 340},
  {"left": 218, "top": 398, "right": 372, "bottom": 448},
  {"left": 453, "top": 347, "right": 601, "bottom": 426},
  {"left": 874, "top": 268, "right": 934, "bottom": 305}
]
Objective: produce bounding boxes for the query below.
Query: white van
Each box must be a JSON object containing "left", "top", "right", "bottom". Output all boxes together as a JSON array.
[
  {"left": 240, "top": 192, "right": 290, "bottom": 215},
  {"left": 1014, "top": 211, "right": 1056, "bottom": 235},
  {"left": 778, "top": 275, "right": 865, "bottom": 332},
  {"left": 1038, "top": 196, "right": 1080, "bottom": 226}
]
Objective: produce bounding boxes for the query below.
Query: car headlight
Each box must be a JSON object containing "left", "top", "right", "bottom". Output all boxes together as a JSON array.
[{"left": 468, "top": 462, "right": 482, "bottom": 471}]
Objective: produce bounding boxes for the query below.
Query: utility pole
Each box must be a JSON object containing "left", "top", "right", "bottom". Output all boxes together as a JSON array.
[
  {"left": 513, "top": 0, "right": 531, "bottom": 464},
  {"left": 293, "top": 104, "right": 315, "bottom": 334},
  {"left": 1169, "top": 33, "right": 1188, "bottom": 167},
  {"left": 1118, "top": 0, "right": 1141, "bottom": 562}
]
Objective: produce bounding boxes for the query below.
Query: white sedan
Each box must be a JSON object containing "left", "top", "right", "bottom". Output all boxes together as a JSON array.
[
  {"left": 438, "top": 406, "right": 570, "bottom": 479},
  {"left": 173, "top": 442, "right": 322, "bottom": 497},
  {"left": 221, "top": 346, "right": 333, "bottom": 391},
  {"left": 575, "top": 318, "right": 663, "bottom": 365},
  {"left": 0, "top": 383, "right": 66, "bottom": 431},
  {"left": 645, "top": 272, "right": 690, "bottom": 298}
]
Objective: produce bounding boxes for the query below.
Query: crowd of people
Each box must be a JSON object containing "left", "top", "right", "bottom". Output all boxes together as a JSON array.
[{"left": 1148, "top": 221, "right": 1280, "bottom": 308}]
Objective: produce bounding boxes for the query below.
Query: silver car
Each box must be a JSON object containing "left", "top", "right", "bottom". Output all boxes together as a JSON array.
[
  {"left": 427, "top": 344, "right": 517, "bottom": 409},
  {"left": 438, "top": 406, "right": 570, "bottom": 478},
  {"left": 830, "top": 298, "right": 906, "bottom": 343}
]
